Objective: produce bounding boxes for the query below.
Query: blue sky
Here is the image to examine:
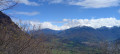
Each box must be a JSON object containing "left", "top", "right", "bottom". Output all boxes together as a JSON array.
[{"left": 3, "top": 0, "right": 120, "bottom": 30}]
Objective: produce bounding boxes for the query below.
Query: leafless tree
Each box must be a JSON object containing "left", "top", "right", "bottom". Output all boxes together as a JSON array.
[
  {"left": 0, "top": 0, "right": 17, "bottom": 11},
  {"left": 0, "top": 16, "right": 53, "bottom": 54},
  {"left": 99, "top": 41, "right": 120, "bottom": 54}
]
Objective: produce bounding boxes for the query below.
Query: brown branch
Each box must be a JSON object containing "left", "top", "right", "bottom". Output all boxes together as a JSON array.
[{"left": 0, "top": 0, "right": 18, "bottom": 11}]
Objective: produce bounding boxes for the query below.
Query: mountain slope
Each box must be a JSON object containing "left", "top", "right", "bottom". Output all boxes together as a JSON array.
[
  {"left": 58, "top": 26, "right": 103, "bottom": 42},
  {"left": 0, "top": 11, "right": 31, "bottom": 54}
]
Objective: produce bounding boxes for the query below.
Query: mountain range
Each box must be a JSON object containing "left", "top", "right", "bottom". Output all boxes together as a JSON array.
[{"left": 35, "top": 26, "right": 120, "bottom": 44}]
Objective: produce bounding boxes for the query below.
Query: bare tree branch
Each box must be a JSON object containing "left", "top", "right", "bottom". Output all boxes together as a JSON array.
[{"left": 0, "top": 0, "right": 17, "bottom": 11}]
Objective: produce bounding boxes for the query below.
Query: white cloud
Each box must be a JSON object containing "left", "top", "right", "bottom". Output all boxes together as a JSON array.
[
  {"left": 118, "top": 9, "right": 120, "bottom": 13},
  {"left": 69, "top": 0, "right": 120, "bottom": 8},
  {"left": 41, "top": 0, "right": 120, "bottom": 8},
  {"left": 11, "top": 11, "right": 39, "bottom": 16},
  {"left": 12, "top": 20, "right": 60, "bottom": 30},
  {"left": 17, "top": 18, "right": 120, "bottom": 30},
  {"left": 39, "top": 0, "right": 63, "bottom": 3},
  {"left": 29, "top": 21, "right": 61, "bottom": 30},
  {"left": 14, "top": 0, "right": 39, "bottom": 6},
  {"left": 61, "top": 18, "right": 120, "bottom": 29},
  {"left": 50, "top": 0, "right": 63, "bottom": 3}
]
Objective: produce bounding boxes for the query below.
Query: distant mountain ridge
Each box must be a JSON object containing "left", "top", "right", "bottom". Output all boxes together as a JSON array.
[{"left": 39, "top": 26, "right": 120, "bottom": 43}]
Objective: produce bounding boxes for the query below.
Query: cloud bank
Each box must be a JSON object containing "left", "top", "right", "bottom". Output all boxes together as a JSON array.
[
  {"left": 62, "top": 18, "right": 120, "bottom": 29},
  {"left": 24, "top": 18, "right": 120, "bottom": 30},
  {"left": 40, "top": 0, "right": 120, "bottom": 8}
]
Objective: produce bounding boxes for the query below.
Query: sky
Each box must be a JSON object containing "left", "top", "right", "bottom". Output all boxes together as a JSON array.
[{"left": 3, "top": 0, "right": 120, "bottom": 30}]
